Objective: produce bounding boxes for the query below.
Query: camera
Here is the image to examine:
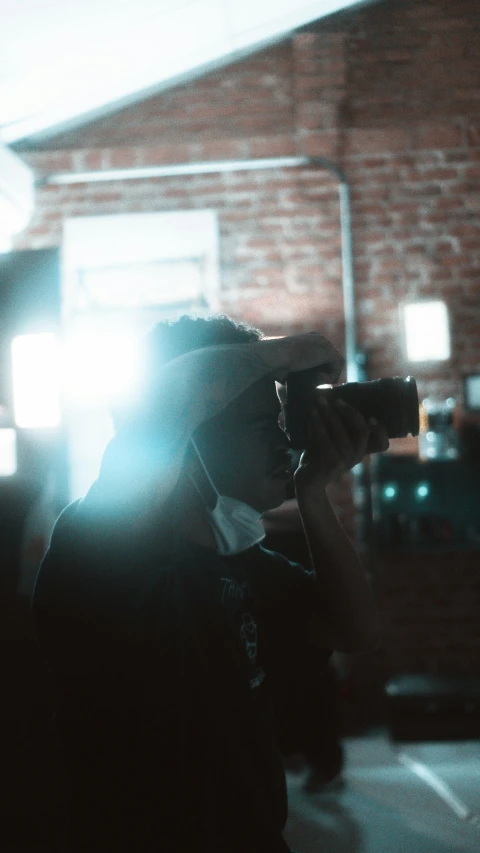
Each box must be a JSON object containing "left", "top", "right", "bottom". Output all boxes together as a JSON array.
[{"left": 284, "top": 368, "right": 420, "bottom": 450}]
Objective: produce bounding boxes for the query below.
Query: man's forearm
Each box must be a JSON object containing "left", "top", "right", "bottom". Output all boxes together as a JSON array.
[{"left": 297, "top": 487, "right": 380, "bottom": 653}]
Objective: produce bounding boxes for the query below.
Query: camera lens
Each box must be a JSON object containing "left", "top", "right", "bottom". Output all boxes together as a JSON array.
[
  {"left": 323, "top": 377, "right": 420, "bottom": 440},
  {"left": 285, "top": 371, "right": 420, "bottom": 449}
]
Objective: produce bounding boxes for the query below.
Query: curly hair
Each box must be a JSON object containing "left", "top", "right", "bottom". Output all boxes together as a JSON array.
[
  {"left": 112, "top": 314, "right": 263, "bottom": 431},
  {"left": 144, "top": 313, "right": 262, "bottom": 375}
]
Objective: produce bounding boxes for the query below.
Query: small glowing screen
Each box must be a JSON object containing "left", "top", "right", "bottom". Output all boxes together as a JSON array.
[{"left": 404, "top": 301, "right": 450, "bottom": 362}]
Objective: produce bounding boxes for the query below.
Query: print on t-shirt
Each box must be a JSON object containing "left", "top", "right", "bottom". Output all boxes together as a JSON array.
[{"left": 220, "top": 576, "right": 266, "bottom": 690}]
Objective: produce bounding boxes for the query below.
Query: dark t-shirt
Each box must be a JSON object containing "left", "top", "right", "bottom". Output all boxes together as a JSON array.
[{"left": 31, "top": 499, "right": 332, "bottom": 852}]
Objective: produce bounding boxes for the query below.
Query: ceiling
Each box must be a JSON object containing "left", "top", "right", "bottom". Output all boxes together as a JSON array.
[{"left": 1, "top": 0, "right": 375, "bottom": 145}]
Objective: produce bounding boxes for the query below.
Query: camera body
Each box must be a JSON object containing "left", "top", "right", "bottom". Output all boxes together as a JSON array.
[{"left": 284, "top": 368, "right": 419, "bottom": 450}]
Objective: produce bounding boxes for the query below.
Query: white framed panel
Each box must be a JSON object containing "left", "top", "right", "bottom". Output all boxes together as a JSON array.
[{"left": 63, "top": 210, "right": 220, "bottom": 317}]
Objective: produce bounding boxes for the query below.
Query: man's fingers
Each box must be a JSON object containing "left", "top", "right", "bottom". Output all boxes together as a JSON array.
[
  {"left": 325, "top": 400, "right": 367, "bottom": 464},
  {"left": 308, "top": 400, "right": 353, "bottom": 468},
  {"left": 311, "top": 398, "right": 373, "bottom": 465},
  {"left": 302, "top": 407, "right": 343, "bottom": 470},
  {"left": 366, "top": 419, "right": 390, "bottom": 454}
]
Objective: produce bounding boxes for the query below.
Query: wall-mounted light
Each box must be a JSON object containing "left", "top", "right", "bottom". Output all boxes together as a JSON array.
[
  {"left": 464, "top": 375, "right": 480, "bottom": 412},
  {"left": 403, "top": 301, "right": 450, "bottom": 362}
]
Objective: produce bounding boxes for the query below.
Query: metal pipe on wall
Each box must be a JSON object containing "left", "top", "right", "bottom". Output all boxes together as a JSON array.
[{"left": 43, "top": 155, "right": 359, "bottom": 379}]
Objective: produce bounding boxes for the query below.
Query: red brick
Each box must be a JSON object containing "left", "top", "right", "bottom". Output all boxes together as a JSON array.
[
  {"left": 444, "top": 151, "right": 471, "bottom": 163},
  {"left": 24, "top": 151, "right": 74, "bottom": 172},
  {"left": 355, "top": 156, "right": 390, "bottom": 170},
  {"left": 388, "top": 155, "right": 417, "bottom": 168},
  {"left": 467, "top": 122, "right": 480, "bottom": 146},
  {"left": 75, "top": 149, "right": 106, "bottom": 170},
  {"left": 295, "top": 101, "right": 338, "bottom": 131},
  {"left": 345, "top": 128, "right": 412, "bottom": 156},
  {"left": 196, "top": 139, "right": 249, "bottom": 160},
  {"left": 107, "top": 148, "right": 140, "bottom": 169},
  {"left": 433, "top": 196, "right": 465, "bottom": 210},
  {"left": 296, "top": 130, "right": 338, "bottom": 158},
  {"left": 42, "top": 210, "right": 63, "bottom": 222},
  {"left": 24, "top": 225, "right": 53, "bottom": 237},
  {"left": 413, "top": 123, "right": 465, "bottom": 150},
  {"left": 138, "top": 144, "right": 193, "bottom": 164},
  {"left": 418, "top": 168, "right": 460, "bottom": 181},
  {"left": 243, "top": 135, "right": 295, "bottom": 159},
  {"left": 292, "top": 32, "right": 317, "bottom": 51}
]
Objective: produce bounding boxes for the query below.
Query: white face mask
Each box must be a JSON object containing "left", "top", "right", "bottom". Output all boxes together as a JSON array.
[{"left": 190, "top": 439, "right": 266, "bottom": 556}]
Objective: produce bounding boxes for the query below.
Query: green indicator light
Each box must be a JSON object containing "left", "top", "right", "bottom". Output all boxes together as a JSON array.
[
  {"left": 382, "top": 483, "right": 398, "bottom": 501},
  {"left": 416, "top": 482, "right": 430, "bottom": 500}
]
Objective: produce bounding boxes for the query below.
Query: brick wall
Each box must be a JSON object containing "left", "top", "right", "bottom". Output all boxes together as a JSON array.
[
  {"left": 19, "top": 42, "right": 296, "bottom": 148},
  {"left": 346, "top": 0, "right": 480, "bottom": 127},
  {"left": 376, "top": 550, "right": 480, "bottom": 676},
  {"left": 12, "top": 0, "right": 480, "bottom": 687}
]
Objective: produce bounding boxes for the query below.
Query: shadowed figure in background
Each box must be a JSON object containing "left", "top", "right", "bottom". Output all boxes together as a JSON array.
[{"left": 31, "top": 315, "right": 388, "bottom": 853}]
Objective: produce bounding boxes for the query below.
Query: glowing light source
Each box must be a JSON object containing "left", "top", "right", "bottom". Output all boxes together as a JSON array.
[
  {"left": 415, "top": 482, "right": 430, "bottom": 500},
  {"left": 11, "top": 333, "right": 61, "bottom": 428},
  {"left": 0, "top": 428, "right": 17, "bottom": 475},
  {"left": 382, "top": 483, "right": 398, "bottom": 501},
  {"left": 403, "top": 301, "right": 450, "bottom": 362},
  {"left": 62, "top": 329, "right": 141, "bottom": 408}
]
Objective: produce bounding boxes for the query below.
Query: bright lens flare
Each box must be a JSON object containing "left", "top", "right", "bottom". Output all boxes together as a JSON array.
[
  {"left": 0, "top": 428, "right": 17, "bottom": 475},
  {"left": 11, "top": 333, "right": 61, "bottom": 428},
  {"left": 63, "top": 331, "right": 141, "bottom": 407}
]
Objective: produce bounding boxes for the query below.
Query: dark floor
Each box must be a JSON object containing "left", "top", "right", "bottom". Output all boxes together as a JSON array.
[
  {"left": 3, "top": 729, "right": 480, "bottom": 852},
  {"left": 284, "top": 730, "right": 480, "bottom": 853}
]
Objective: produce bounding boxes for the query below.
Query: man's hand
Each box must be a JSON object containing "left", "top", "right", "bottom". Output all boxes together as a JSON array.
[{"left": 294, "top": 394, "right": 389, "bottom": 500}]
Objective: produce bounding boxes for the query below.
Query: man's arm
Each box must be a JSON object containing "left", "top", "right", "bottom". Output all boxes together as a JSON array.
[
  {"left": 297, "top": 488, "right": 380, "bottom": 653},
  {"left": 294, "top": 396, "right": 389, "bottom": 654}
]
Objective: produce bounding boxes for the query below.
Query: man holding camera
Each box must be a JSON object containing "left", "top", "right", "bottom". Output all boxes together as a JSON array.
[{"left": 32, "top": 314, "right": 388, "bottom": 853}]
